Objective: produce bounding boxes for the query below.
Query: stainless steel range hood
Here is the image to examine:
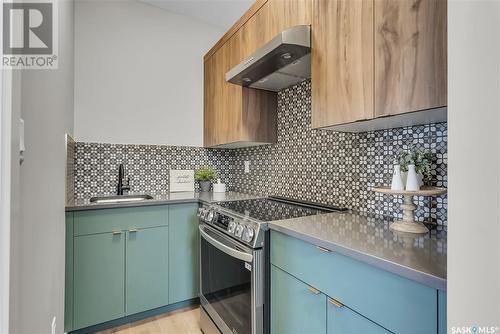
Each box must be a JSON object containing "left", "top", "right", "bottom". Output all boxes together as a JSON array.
[{"left": 226, "top": 25, "right": 311, "bottom": 92}]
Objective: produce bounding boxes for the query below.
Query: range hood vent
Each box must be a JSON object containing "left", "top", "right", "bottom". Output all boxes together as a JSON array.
[{"left": 226, "top": 25, "right": 311, "bottom": 92}]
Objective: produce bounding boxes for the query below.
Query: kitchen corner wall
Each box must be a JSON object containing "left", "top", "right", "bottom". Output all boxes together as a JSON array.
[
  {"left": 73, "top": 0, "right": 223, "bottom": 146},
  {"left": 74, "top": 80, "right": 447, "bottom": 225}
]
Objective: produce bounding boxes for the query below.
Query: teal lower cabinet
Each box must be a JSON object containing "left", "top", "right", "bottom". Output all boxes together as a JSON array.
[
  {"left": 168, "top": 203, "right": 199, "bottom": 304},
  {"left": 73, "top": 232, "right": 125, "bottom": 330},
  {"left": 438, "top": 290, "right": 447, "bottom": 334},
  {"left": 271, "top": 231, "right": 446, "bottom": 334},
  {"left": 271, "top": 265, "right": 326, "bottom": 334},
  {"left": 65, "top": 203, "right": 199, "bottom": 332},
  {"left": 126, "top": 226, "right": 169, "bottom": 315},
  {"left": 327, "top": 299, "right": 390, "bottom": 334}
]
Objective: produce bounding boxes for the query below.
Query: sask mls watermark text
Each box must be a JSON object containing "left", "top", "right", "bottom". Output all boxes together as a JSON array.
[{"left": 2, "top": 0, "right": 58, "bottom": 69}]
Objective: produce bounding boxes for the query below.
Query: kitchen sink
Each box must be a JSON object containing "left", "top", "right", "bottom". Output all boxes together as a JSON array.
[{"left": 89, "top": 194, "right": 154, "bottom": 204}]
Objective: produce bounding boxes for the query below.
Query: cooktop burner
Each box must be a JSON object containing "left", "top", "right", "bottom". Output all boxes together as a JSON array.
[{"left": 217, "top": 196, "right": 346, "bottom": 222}]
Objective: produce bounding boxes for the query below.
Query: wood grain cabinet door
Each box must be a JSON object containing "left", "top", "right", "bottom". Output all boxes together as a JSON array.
[
  {"left": 374, "top": 0, "right": 447, "bottom": 117},
  {"left": 204, "top": 55, "right": 218, "bottom": 147},
  {"left": 267, "top": 0, "right": 312, "bottom": 40},
  {"left": 204, "top": 42, "right": 243, "bottom": 147},
  {"left": 311, "top": 0, "right": 374, "bottom": 128}
]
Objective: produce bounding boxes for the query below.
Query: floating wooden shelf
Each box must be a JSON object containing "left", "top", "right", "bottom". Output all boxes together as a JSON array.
[{"left": 372, "top": 186, "right": 447, "bottom": 234}]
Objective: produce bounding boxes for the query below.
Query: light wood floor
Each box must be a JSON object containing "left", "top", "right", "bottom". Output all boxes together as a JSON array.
[{"left": 97, "top": 306, "right": 202, "bottom": 334}]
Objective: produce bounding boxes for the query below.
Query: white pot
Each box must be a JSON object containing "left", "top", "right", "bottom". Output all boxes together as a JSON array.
[
  {"left": 405, "top": 165, "right": 421, "bottom": 191},
  {"left": 391, "top": 165, "right": 404, "bottom": 191}
]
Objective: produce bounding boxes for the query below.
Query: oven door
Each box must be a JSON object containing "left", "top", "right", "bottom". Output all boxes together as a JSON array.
[{"left": 199, "top": 223, "right": 263, "bottom": 334}]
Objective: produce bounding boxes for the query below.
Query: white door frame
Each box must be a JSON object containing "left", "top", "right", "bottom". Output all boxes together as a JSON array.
[{"left": 0, "top": 1, "right": 13, "bottom": 328}]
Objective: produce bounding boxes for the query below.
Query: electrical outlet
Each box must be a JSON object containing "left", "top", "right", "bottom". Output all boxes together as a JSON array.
[
  {"left": 51, "top": 316, "right": 56, "bottom": 334},
  {"left": 244, "top": 161, "right": 250, "bottom": 173}
]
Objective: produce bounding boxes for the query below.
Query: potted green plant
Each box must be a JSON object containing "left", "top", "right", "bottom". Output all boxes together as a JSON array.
[
  {"left": 394, "top": 147, "right": 434, "bottom": 188},
  {"left": 195, "top": 167, "right": 216, "bottom": 192}
]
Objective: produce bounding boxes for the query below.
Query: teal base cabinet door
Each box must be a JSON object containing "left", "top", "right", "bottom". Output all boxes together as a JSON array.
[
  {"left": 271, "top": 265, "right": 326, "bottom": 334},
  {"left": 126, "top": 226, "right": 169, "bottom": 315},
  {"left": 271, "top": 231, "right": 438, "bottom": 334},
  {"left": 327, "top": 300, "right": 390, "bottom": 334},
  {"left": 438, "top": 290, "right": 447, "bottom": 334},
  {"left": 66, "top": 204, "right": 200, "bottom": 332},
  {"left": 168, "top": 203, "right": 199, "bottom": 304},
  {"left": 73, "top": 232, "right": 125, "bottom": 330}
]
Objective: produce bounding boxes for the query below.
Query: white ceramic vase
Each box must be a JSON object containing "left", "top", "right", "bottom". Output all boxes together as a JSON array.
[
  {"left": 391, "top": 164, "right": 404, "bottom": 191},
  {"left": 405, "top": 164, "right": 421, "bottom": 191}
]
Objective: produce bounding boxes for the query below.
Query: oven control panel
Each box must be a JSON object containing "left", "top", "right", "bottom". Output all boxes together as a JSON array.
[{"left": 198, "top": 206, "right": 260, "bottom": 247}]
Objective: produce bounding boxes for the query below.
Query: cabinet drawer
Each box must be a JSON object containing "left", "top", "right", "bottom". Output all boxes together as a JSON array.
[
  {"left": 74, "top": 206, "right": 168, "bottom": 236},
  {"left": 271, "top": 265, "right": 327, "bottom": 334},
  {"left": 271, "top": 231, "right": 437, "bottom": 334}
]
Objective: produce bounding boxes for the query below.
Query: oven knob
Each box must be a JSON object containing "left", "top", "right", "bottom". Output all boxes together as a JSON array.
[
  {"left": 204, "top": 209, "right": 215, "bottom": 223},
  {"left": 235, "top": 224, "right": 244, "bottom": 238},
  {"left": 242, "top": 227, "right": 255, "bottom": 243},
  {"left": 196, "top": 208, "right": 205, "bottom": 218},
  {"left": 227, "top": 219, "right": 237, "bottom": 234}
]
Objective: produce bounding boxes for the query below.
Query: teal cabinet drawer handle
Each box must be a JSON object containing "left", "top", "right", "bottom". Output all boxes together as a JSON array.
[
  {"left": 316, "top": 245, "right": 331, "bottom": 253},
  {"left": 129, "top": 229, "right": 138, "bottom": 233},
  {"left": 328, "top": 297, "right": 344, "bottom": 308},
  {"left": 112, "top": 230, "right": 122, "bottom": 235},
  {"left": 307, "top": 286, "right": 321, "bottom": 295}
]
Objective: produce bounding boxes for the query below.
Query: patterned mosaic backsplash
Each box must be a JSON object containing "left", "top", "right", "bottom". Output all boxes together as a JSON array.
[
  {"left": 230, "top": 80, "right": 447, "bottom": 225},
  {"left": 74, "top": 80, "right": 447, "bottom": 225},
  {"left": 74, "top": 144, "right": 233, "bottom": 199}
]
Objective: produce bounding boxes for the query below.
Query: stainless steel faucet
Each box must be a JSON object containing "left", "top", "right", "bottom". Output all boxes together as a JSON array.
[{"left": 117, "top": 164, "right": 130, "bottom": 195}]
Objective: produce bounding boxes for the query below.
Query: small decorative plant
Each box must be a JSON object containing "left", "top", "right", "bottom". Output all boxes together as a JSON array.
[
  {"left": 393, "top": 147, "right": 434, "bottom": 182},
  {"left": 195, "top": 167, "right": 216, "bottom": 192}
]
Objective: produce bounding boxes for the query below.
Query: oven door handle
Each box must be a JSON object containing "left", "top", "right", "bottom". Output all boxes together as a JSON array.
[{"left": 199, "top": 225, "right": 253, "bottom": 263}]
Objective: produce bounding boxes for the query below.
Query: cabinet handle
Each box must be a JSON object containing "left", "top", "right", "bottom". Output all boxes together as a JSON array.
[
  {"left": 328, "top": 297, "right": 344, "bottom": 308},
  {"left": 316, "top": 245, "right": 331, "bottom": 253},
  {"left": 112, "top": 230, "right": 122, "bottom": 235},
  {"left": 307, "top": 286, "right": 320, "bottom": 295},
  {"left": 129, "top": 228, "right": 138, "bottom": 233}
]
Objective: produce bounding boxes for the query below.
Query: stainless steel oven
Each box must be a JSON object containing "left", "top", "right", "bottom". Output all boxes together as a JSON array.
[{"left": 199, "top": 223, "right": 264, "bottom": 334}]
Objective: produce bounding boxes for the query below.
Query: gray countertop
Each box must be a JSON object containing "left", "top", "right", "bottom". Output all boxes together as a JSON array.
[
  {"left": 66, "top": 191, "right": 262, "bottom": 211},
  {"left": 268, "top": 211, "right": 447, "bottom": 291}
]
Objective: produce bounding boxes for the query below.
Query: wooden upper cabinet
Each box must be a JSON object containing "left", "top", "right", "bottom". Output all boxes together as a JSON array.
[
  {"left": 374, "top": 0, "right": 447, "bottom": 117},
  {"left": 311, "top": 0, "right": 447, "bottom": 130},
  {"left": 203, "top": 55, "right": 218, "bottom": 147},
  {"left": 311, "top": 0, "right": 374, "bottom": 128},
  {"left": 204, "top": 41, "right": 243, "bottom": 147},
  {"left": 203, "top": 29, "right": 277, "bottom": 148},
  {"left": 239, "top": 0, "right": 312, "bottom": 67},
  {"left": 204, "top": 0, "right": 312, "bottom": 147},
  {"left": 218, "top": 39, "right": 243, "bottom": 145},
  {"left": 267, "top": 0, "right": 312, "bottom": 40},
  {"left": 239, "top": 3, "right": 270, "bottom": 62}
]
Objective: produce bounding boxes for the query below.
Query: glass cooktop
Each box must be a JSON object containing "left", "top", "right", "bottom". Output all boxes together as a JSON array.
[{"left": 217, "top": 197, "right": 346, "bottom": 222}]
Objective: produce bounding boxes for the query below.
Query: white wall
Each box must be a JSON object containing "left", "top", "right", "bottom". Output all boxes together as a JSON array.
[
  {"left": 448, "top": 0, "right": 500, "bottom": 329},
  {"left": 8, "top": 0, "right": 75, "bottom": 332},
  {"left": 74, "top": 0, "right": 223, "bottom": 146}
]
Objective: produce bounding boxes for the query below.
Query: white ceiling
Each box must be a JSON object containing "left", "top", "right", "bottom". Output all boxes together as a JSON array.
[{"left": 139, "top": 0, "right": 255, "bottom": 31}]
